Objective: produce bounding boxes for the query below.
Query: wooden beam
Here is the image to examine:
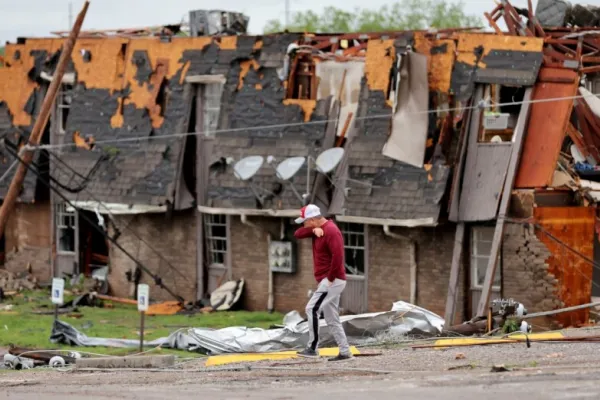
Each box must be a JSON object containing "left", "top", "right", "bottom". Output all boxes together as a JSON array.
[
  {"left": 476, "top": 88, "right": 533, "bottom": 317},
  {"left": 0, "top": 1, "right": 90, "bottom": 237},
  {"left": 444, "top": 222, "right": 465, "bottom": 329}
]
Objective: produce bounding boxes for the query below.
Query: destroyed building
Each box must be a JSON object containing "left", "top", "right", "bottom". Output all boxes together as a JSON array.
[{"left": 0, "top": 0, "right": 599, "bottom": 327}]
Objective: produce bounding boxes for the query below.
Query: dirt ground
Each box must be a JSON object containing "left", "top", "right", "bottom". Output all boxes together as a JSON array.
[{"left": 3, "top": 336, "right": 600, "bottom": 399}]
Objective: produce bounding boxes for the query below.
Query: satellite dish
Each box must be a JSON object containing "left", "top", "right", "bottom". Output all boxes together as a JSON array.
[
  {"left": 315, "top": 148, "right": 344, "bottom": 173},
  {"left": 233, "top": 156, "right": 264, "bottom": 181},
  {"left": 276, "top": 157, "right": 306, "bottom": 180},
  {"left": 490, "top": 135, "right": 503, "bottom": 143}
]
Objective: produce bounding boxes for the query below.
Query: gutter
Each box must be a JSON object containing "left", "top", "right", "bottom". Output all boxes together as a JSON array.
[
  {"left": 240, "top": 214, "right": 258, "bottom": 229},
  {"left": 383, "top": 225, "right": 418, "bottom": 305}
]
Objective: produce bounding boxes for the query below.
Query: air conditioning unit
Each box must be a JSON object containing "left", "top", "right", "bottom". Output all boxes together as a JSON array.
[{"left": 483, "top": 112, "right": 510, "bottom": 130}]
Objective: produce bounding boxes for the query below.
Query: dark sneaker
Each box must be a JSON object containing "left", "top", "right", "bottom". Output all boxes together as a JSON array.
[
  {"left": 328, "top": 354, "right": 353, "bottom": 362},
  {"left": 297, "top": 348, "right": 319, "bottom": 358}
]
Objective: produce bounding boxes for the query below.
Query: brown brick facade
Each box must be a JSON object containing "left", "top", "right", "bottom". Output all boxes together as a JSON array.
[
  {"left": 502, "top": 222, "right": 562, "bottom": 327},
  {"left": 108, "top": 210, "right": 197, "bottom": 302},
  {"left": 229, "top": 216, "right": 316, "bottom": 312},
  {"left": 3, "top": 202, "right": 52, "bottom": 282},
  {"left": 367, "top": 224, "right": 466, "bottom": 323},
  {"left": 227, "top": 216, "right": 466, "bottom": 323}
]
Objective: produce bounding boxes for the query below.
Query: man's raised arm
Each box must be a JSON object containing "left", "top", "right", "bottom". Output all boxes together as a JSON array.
[{"left": 294, "top": 227, "right": 314, "bottom": 239}]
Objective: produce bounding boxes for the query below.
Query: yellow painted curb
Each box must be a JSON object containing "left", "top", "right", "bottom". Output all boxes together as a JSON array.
[
  {"left": 205, "top": 346, "right": 360, "bottom": 367},
  {"left": 433, "top": 331, "right": 564, "bottom": 347}
]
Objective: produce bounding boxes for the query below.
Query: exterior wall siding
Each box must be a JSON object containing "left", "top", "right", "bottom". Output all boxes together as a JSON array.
[{"left": 108, "top": 210, "right": 197, "bottom": 302}]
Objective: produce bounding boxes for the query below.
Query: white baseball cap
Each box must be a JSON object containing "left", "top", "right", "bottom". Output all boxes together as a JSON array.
[{"left": 295, "top": 204, "right": 321, "bottom": 224}]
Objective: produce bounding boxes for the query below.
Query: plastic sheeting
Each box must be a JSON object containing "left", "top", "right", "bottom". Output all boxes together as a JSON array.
[{"left": 50, "top": 301, "right": 444, "bottom": 355}]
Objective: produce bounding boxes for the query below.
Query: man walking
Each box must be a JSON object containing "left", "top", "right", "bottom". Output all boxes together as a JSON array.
[{"left": 293, "top": 204, "right": 352, "bottom": 361}]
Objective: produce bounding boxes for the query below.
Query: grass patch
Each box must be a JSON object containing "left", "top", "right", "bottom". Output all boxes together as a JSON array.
[{"left": 0, "top": 290, "right": 283, "bottom": 356}]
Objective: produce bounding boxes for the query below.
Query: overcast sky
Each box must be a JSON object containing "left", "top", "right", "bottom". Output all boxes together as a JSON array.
[{"left": 0, "top": 0, "right": 582, "bottom": 44}]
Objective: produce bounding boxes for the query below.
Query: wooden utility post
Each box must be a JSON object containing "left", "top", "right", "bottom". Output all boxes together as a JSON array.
[{"left": 0, "top": 1, "right": 90, "bottom": 236}]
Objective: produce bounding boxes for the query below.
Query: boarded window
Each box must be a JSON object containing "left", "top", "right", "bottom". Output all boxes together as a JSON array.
[
  {"left": 204, "top": 214, "right": 228, "bottom": 265},
  {"left": 56, "top": 203, "right": 76, "bottom": 253},
  {"left": 470, "top": 226, "right": 501, "bottom": 289},
  {"left": 339, "top": 222, "right": 365, "bottom": 276}
]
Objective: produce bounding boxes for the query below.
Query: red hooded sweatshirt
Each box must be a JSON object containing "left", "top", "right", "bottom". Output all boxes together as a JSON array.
[{"left": 294, "top": 220, "right": 346, "bottom": 283}]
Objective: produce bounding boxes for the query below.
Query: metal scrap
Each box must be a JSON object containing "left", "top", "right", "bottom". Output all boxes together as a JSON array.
[{"left": 50, "top": 301, "right": 444, "bottom": 354}]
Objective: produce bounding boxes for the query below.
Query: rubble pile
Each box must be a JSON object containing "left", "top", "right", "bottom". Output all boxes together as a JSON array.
[{"left": 0, "top": 269, "right": 38, "bottom": 296}]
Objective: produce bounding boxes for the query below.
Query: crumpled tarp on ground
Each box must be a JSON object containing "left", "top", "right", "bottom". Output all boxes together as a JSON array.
[{"left": 50, "top": 301, "right": 444, "bottom": 354}]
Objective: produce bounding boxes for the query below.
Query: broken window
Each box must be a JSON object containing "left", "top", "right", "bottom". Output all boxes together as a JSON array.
[
  {"left": 56, "top": 83, "right": 73, "bottom": 135},
  {"left": 339, "top": 222, "right": 365, "bottom": 276},
  {"left": 202, "top": 82, "right": 224, "bottom": 136},
  {"left": 286, "top": 53, "right": 317, "bottom": 100},
  {"left": 470, "top": 226, "right": 501, "bottom": 290},
  {"left": 56, "top": 202, "right": 76, "bottom": 253},
  {"left": 478, "top": 84, "right": 525, "bottom": 143},
  {"left": 204, "top": 214, "right": 228, "bottom": 265}
]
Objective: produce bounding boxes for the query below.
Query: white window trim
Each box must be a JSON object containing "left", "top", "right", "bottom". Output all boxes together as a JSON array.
[
  {"left": 56, "top": 83, "right": 73, "bottom": 135},
  {"left": 470, "top": 226, "right": 501, "bottom": 291},
  {"left": 339, "top": 222, "right": 366, "bottom": 277},
  {"left": 204, "top": 214, "right": 229, "bottom": 268},
  {"left": 56, "top": 202, "right": 77, "bottom": 254}
]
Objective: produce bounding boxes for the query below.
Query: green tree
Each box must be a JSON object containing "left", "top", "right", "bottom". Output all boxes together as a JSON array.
[{"left": 263, "top": 0, "right": 482, "bottom": 33}]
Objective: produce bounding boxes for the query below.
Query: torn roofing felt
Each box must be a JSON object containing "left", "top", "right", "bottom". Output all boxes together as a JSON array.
[{"left": 450, "top": 34, "right": 544, "bottom": 101}]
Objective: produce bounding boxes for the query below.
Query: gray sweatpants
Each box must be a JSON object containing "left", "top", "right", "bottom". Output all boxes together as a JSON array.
[{"left": 305, "top": 278, "right": 351, "bottom": 356}]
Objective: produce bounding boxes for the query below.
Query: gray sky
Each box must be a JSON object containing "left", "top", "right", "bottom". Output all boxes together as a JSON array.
[{"left": 0, "top": 0, "right": 566, "bottom": 44}]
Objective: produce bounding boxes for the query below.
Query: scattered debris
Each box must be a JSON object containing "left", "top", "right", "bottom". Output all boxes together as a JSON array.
[
  {"left": 74, "top": 355, "right": 175, "bottom": 369},
  {"left": 455, "top": 353, "right": 466, "bottom": 360},
  {"left": 448, "top": 364, "right": 475, "bottom": 371},
  {"left": 491, "top": 364, "right": 512, "bottom": 373},
  {"left": 0, "top": 269, "right": 38, "bottom": 294},
  {"left": 546, "top": 352, "right": 565, "bottom": 358},
  {"left": 209, "top": 279, "right": 244, "bottom": 312},
  {"left": 50, "top": 301, "right": 444, "bottom": 354}
]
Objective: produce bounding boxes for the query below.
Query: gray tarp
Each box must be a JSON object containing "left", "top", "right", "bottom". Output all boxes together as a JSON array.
[{"left": 50, "top": 301, "right": 444, "bottom": 355}]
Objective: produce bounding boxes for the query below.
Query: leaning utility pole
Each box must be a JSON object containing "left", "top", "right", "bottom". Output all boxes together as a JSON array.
[{"left": 0, "top": 1, "right": 90, "bottom": 237}]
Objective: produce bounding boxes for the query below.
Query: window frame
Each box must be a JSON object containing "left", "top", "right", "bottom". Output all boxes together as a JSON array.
[
  {"left": 470, "top": 226, "right": 501, "bottom": 290},
  {"left": 202, "top": 82, "right": 224, "bottom": 137},
  {"left": 56, "top": 83, "right": 73, "bottom": 135},
  {"left": 338, "top": 222, "right": 366, "bottom": 277},
  {"left": 204, "top": 214, "right": 229, "bottom": 267},
  {"left": 56, "top": 202, "right": 77, "bottom": 254}
]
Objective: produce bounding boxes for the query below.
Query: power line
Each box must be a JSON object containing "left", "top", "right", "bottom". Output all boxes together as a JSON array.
[
  {"left": 2, "top": 143, "right": 185, "bottom": 302},
  {"left": 25, "top": 89, "right": 600, "bottom": 153}
]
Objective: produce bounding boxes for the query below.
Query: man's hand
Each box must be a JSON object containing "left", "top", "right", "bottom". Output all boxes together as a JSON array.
[{"left": 313, "top": 227, "right": 324, "bottom": 237}]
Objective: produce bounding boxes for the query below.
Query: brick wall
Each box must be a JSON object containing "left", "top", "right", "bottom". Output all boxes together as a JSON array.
[
  {"left": 228, "top": 216, "right": 466, "bottom": 323},
  {"left": 108, "top": 210, "right": 197, "bottom": 302},
  {"left": 3, "top": 201, "right": 52, "bottom": 282},
  {"left": 229, "top": 216, "right": 315, "bottom": 312},
  {"left": 367, "top": 224, "right": 466, "bottom": 323},
  {"left": 502, "top": 222, "right": 562, "bottom": 327}
]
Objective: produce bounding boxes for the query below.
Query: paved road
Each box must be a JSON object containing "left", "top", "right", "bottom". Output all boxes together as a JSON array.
[{"left": 2, "top": 369, "right": 600, "bottom": 400}]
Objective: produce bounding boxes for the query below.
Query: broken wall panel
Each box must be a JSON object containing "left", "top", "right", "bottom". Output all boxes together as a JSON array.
[
  {"left": 459, "top": 143, "right": 513, "bottom": 221},
  {"left": 451, "top": 33, "right": 544, "bottom": 101},
  {"left": 382, "top": 52, "right": 429, "bottom": 168},
  {"left": 533, "top": 206, "right": 595, "bottom": 328},
  {"left": 514, "top": 68, "right": 579, "bottom": 188}
]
